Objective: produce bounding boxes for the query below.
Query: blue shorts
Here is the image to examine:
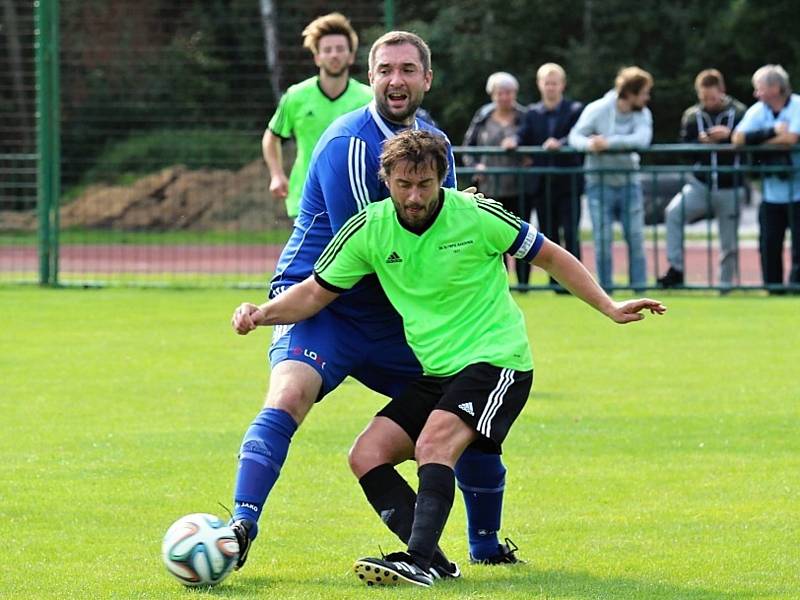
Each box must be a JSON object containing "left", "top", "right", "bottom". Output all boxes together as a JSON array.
[{"left": 268, "top": 307, "right": 422, "bottom": 401}]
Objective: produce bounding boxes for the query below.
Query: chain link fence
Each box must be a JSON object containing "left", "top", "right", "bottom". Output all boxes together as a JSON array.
[
  {"left": 1, "top": 0, "right": 386, "bottom": 287},
  {"left": 1, "top": 0, "right": 37, "bottom": 283},
  {"left": 1, "top": 1, "right": 797, "bottom": 291}
]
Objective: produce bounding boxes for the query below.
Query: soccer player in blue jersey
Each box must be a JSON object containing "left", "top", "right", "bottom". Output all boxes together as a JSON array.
[
  {"left": 231, "top": 129, "right": 666, "bottom": 587},
  {"left": 228, "top": 31, "right": 518, "bottom": 576}
]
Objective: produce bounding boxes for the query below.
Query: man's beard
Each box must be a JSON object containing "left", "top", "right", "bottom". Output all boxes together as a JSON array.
[
  {"left": 376, "top": 94, "right": 422, "bottom": 124},
  {"left": 322, "top": 65, "right": 348, "bottom": 78}
]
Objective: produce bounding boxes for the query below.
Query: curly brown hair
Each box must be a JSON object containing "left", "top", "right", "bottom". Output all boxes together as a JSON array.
[
  {"left": 379, "top": 130, "right": 449, "bottom": 183},
  {"left": 302, "top": 12, "right": 358, "bottom": 55}
]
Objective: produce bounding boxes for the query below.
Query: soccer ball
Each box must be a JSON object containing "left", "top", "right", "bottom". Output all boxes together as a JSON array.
[{"left": 161, "top": 513, "right": 240, "bottom": 587}]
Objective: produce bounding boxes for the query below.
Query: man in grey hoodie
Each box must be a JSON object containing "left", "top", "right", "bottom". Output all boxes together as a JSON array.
[{"left": 569, "top": 67, "right": 654, "bottom": 291}]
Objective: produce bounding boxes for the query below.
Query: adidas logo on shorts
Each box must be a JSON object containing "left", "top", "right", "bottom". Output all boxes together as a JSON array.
[
  {"left": 386, "top": 251, "right": 403, "bottom": 263},
  {"left": 458, "top": 402, "right": 475, "bottom": 416}
]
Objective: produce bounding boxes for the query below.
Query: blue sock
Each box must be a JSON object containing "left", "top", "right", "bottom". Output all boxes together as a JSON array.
[
  {"left": 231, "top": 407, "right": 298, "bottom": 540},
  {"left": 454, "top": 448, "right": 506, "bottom": 560}
]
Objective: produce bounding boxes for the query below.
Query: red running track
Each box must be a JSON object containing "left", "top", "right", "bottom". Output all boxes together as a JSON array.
[{"left": 0, "top": 241, "right": 791, "bottom": 286}]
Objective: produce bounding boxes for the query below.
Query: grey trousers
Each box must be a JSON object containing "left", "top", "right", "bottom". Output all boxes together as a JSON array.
[{"left": 665, "top": 176, "right": 741, "bottom": 285}]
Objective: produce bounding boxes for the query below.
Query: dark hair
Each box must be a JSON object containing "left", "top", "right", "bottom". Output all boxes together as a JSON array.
[
  {"left": 695, "top": 69, "right": 725, "bottom": 92},
  {"left": 615, "top": 66, "right": 654, "bottom": 99},
  {"left": 302, "top": 12, "right": 358, "bottom": 55},
  {"left": 369, "top": 31, "right": 431, "bottom": 73},
  {"left": 379, "top": 130, "right": 449, "bottom": 183}
]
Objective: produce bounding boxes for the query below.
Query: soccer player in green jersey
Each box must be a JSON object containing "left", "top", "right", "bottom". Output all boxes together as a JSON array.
[
  {"left": 262, "top": 13, "right": 373, "bottom": 217},
  {"left": 232, "top": 130, "right": 666, "bottom": 587}
]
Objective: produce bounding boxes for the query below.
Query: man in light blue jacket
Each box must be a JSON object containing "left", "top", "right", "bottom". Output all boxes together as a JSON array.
[
  {"left": 569, "top": 67, "right": 654, "bottom": 290},
  {"left": 732, "top": 64, "right": 800, "bottom": 291}
]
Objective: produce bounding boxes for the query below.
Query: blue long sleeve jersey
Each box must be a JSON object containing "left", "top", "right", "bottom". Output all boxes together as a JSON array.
[{"left": 270, "top": 101, "right": 457, "bottom": 336}]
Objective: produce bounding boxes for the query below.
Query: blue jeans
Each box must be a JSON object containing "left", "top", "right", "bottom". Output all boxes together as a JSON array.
[{"left": 587, "top": 182, "right": 647, "bottom": 290}]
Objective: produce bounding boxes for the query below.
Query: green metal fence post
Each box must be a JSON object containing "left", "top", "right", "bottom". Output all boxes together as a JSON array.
[
  {"left": 384, "top": 0, "right": 395, "bottom": 30},
  {"left": 34, "top": 0, "right": 60, "bottom": 286},
  {"left": 49, "top": 1, "right": 61, "bottom": 285}
]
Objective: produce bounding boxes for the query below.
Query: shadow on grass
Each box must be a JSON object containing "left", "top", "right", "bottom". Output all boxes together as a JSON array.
[
  {"left": 200, "top": 568, "right": 760, "bottom": 599},
  {"left": 459, "top": 566, "right": 758, "bottom": 599}
]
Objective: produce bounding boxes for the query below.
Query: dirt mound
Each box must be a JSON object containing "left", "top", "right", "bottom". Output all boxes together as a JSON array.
[{"left": 0, "top": 160, "right": 293, "bottom": 232}]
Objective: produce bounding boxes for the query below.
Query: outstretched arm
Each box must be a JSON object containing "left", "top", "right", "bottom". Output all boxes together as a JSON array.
[
  {"left": 231, "top": 276, "right": 339, "bottom": 334},
  {"left": 531, "top": 238, "right": 666, "bottom": 323}
]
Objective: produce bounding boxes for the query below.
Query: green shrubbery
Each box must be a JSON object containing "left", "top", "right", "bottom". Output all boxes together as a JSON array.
[{"left": 82, "top": 129, "right": 260, "bottom": 184}]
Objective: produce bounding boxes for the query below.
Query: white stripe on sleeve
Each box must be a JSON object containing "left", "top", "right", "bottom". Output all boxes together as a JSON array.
[{"left": 347, "top": 138, "right": 368, "bottom": 211}]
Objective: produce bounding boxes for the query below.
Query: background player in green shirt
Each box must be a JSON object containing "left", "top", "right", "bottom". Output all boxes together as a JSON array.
[
  {"left": 262, "top": 13, "right": 373, "bottom": 217},
  {"left": 233, "top": 130, "right": 666, "bottom": 587}
]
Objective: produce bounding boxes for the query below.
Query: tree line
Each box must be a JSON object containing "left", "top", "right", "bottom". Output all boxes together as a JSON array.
[
  {"left": 387, "top": 0, "right": 800, "bottom": 143},
  {"left": 3, "top": 0, "right": 799, "bottom": 192}
]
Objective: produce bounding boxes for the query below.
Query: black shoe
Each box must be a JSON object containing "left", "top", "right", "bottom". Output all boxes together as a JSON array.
[
  {"left": 429, "top": 556, "right": 461, "bottom": 580},
  {"left": 469, "top": 537, "right": 525, "bottom": 565},
  {"left": 230, "top": 519, "right": 255, "bottom": 570},
  {"left": 353, "top": 551, "right": 434, "bottom": 587},
  {"left": 657, "top": 267, "right": 684, "bottom": 289}
]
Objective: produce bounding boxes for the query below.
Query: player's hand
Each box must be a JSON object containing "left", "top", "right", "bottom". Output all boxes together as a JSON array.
[
  {"left": 232, "top": 302, "right": 264, "bottom": 335},
  {"left": 269, "top": 174, "right": 289, "bottom": 200},
  {"left": 460, "top": 185, "right": 489, "bottom": 201},
  {"left": 606, "top": 298, "right": 667, "bottom": 324},
  {"left": 774, "top": 122, "right": 789, "bottom": 135}
]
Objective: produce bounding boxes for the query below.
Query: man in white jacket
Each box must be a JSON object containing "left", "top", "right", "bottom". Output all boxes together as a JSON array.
[{"left": 569, "top": 67, "right": 654, "bottom": 291}]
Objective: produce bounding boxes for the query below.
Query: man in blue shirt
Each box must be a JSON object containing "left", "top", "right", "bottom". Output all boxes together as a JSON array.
[
  {"left": 733, "top": 64, "right": 800, "bottom": 290},
  {"left": 228, "top": 31, "right": 521, "bottom": 578}
]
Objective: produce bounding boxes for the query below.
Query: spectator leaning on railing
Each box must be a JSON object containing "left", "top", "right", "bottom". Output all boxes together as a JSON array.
[
  {"left": 504, "top": 63, "right": 584, "bottom": 290},
  {"left": 658, "top": 69, "right": 747, "bottom": 290},
  {"left": 462, "top": 72, "right": 528, "bottom": 284},
  {"left": 732, "top": 64, "right": 800, "bottom": 292},
  {"left": 568, "top": 66, "right": 654, "bottom": 291}
]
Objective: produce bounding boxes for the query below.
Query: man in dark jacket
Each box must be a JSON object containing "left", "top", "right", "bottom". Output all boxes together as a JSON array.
[
  {"left": 658, "top": 69, "right": 747, "bottom": 289},
  {"left": 505, "top": 64, "right": 584, "bottom": 288}
]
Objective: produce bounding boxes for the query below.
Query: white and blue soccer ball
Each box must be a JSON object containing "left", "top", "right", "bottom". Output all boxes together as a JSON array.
[{"left": 161, "top": 513, "right": 239, "bottom": 587}]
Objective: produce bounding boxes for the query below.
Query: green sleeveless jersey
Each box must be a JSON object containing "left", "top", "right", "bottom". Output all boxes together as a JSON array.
[
  {"left": 268, "top": 77, "right": 372, "bottom": 217},
  {"left": 314, "top": 189, "right": 544, "bottom": 376}
]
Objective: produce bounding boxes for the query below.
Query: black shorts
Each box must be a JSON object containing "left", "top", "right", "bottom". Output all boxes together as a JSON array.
[{"left": 377, "top": 362, "right": 533, "bottom": 454}]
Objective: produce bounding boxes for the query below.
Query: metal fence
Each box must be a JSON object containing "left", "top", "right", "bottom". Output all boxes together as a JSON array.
[
  {"left": 456, "top": 145, "right": 799, "bottom": 293},
  {"left": 0, "top": 0, "right": 387, "bottom": 288},
  {"left": 1, "top": 0, "right": 37, "bottom": 283},
  {"left": 2, "top": 2, "right": 798, "bottom": 292}
]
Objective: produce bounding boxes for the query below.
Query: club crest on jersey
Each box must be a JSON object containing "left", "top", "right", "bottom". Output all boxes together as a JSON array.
[
  {"left": 385, "top": 251, "right": 403, "bottom": 264},
  {"left": 438, "top": 239, "right": 474, "bottom": 252}
]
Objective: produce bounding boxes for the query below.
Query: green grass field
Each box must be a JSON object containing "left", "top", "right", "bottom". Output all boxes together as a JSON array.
[{"left": 1, "top": 287, "right": 797, "bottom": 599}]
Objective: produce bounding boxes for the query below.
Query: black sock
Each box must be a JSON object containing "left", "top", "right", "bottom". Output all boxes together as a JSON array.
[
  {"left": 359, "top": 464, "right": 452, "bottom": 569},
  {"left": 359, "top": 463, "right": 417, "bottom": 542},
  {"left": 408, "top": 463, "right": 455, "bottom": 571}
]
